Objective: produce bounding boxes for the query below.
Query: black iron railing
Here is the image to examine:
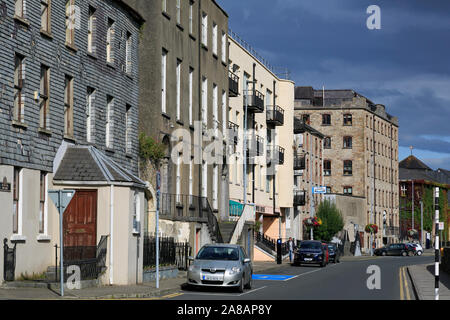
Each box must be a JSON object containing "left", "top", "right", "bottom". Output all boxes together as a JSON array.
[
  {"left": 143, "top": 235, "right": 192, "bottom": 270},
  {"left": 255, "top": 231, "right": 276, "bottom": 252},
  {"left": 266, "top": 105, "right": 284, "bottom": 126},
  {"left": 244, "top": 90, "right": 264, "bottom": 113},
  {"left": 266, "top": 145, "right": 285, "bottom": 165},
  {"left": 294, "top": 155, "right": 306, "bottom": 170},
  {"left": 229, "top": 71, "right": 239, "bottom": 97},
  {"left": 159, "top": 193, "right": 223, "bottom": 243},
  {"left": 293, "top": 190, "right": 306, "bottom": 206}
]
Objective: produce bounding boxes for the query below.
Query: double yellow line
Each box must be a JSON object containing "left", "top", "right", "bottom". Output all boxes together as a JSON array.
[{"left": 399, "top": 267, "right": 411, "bottom": 300}]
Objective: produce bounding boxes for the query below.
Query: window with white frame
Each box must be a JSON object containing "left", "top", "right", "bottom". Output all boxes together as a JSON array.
[
  {"left": 176, "top": 0, "right": 181, "bottom": 24},
  {"left": 161, "top": 49, "right": 167, "bottom": 113},
  {"left": 189, "top": 67, "right": 193, "bottom": 125},
  {"left": 202, "top": 163, "right": 207, "bottom": 198},
  {"left": 189, "top": 1, "right": 193, "bottom": 34},
  {"left": 65, "top": 0, "right": 75, "bottom": 45},
  {"left": 213, "top": 164, "right": 218, "bottom": 210},
  {"left": 12, "top": 168, "right": 22, "bottom": 235},
  {"left": 86, "top": 87, "right": 95, "bottom": 143},
  {"left": 14, "top": 54, "right": 25, "bottom": 123},
  {"left": 201, "top": 12, "right": 207, "bottom": 46},
  {"left": 176, "top": 59, "right": 181, "bottom": 120},
  {"left": 125, "top": 104, "right": 132, "bottom": 154},
  {"left": 176, "top": 154, "right": 181, "bottom": 204},
  {"left": 106, "top": 18, "right": 114, "bottom": 63},
  {"left": 15, "top": 0, "right": 25, "bottom": 18},
  {"left": 126, "top": 31, "right": 132, "bottom": 74},
  {"left": 201, "top": 76, "right": 208, "bottom": 126},
  {"left": 221, "top": 31, "right": 226, "bottom": 63},
  {"left": 87, "top": 6, "right": 95, "bottom": 54},
  {"left": 39, "top": 65, "right": 50, "bottom": 130},
  {"left": 132, "top": 192, "right": 140, "bottom": 234},
  {"left": 106, "top": 95, "right": 114, "bottom": 148},
  {"left": 41, "top": 0, "right": 51, "bottom": 33},
  {"left": 222, "top": 90, "right": 227, "bottom": 133},
  {"left": 212, "top": 83, "right": 218, "bottom": 129},
  {"left": 39, "top": 172, "right": 48, "bottom": 235},
  {"left": 162, "top": 0, "right": 167, "bottom": 13},
  {"left": 212, "top": 22, "right": 217, "bottom": 55}
]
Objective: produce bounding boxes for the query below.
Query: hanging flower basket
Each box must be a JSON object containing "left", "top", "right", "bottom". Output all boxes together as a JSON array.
[
  {"left": 303, "top": 217, "right": 322, "bottom": 228},
  {"left": 365, "top": 224, "right": 378, "bottom": 234},
  {"left": 408, "top": 228, "right": 418, "bottom": 237}
]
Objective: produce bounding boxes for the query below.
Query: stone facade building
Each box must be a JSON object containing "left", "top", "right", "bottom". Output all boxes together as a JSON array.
[
  {"left": 294, "top": 87, "right": 400, "bottom": 250},
  {"left": 124, "top": 0, "right": 230, "bottom": 254},
  {"left": 0, "top": 0, "right": 145, "bottom": 285}
]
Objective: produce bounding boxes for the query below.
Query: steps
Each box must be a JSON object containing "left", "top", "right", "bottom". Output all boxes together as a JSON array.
[{"left": 218, "top": 221, "right": 238, "bottom": 243}]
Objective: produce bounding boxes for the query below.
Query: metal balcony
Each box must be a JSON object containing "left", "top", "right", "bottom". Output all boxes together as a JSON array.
[
  {"left": 293, "top": 190, "right": 306, "bottom": 206},
  {"left": 244, "top": 90, "right": 264, "bottom": 113},
  {"left": 229, "top": 71, "right": 239, "bottom": 97},
  {"left": 266, "top": 105, "right": 284, "bottom": 126},
  {"left": 293, "top": 154, "right": 306, "bottom": 170},
  {"left": 228, "top": 121, "right": 239, "bottom": 145},
  {"left": 246, "top": 134, "right": 264, "bottom": 161},
  {"left": 266, "top": 145, "right": 285, "bottom": 165}
]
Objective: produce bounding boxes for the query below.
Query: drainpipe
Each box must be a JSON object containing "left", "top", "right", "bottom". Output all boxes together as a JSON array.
[
  {"left": 272, "top": 80, "right": 279, "bottom": 239},
  {"left": 252, "top": 63, "right": 256, "bottom": 205},
  {"left": 109, "top": 184, "right": 114, "bottom": 285}
]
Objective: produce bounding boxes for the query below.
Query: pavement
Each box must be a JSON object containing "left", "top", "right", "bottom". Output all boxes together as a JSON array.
[{"left": 407, "top": 263, "right": 450, "bottom": 300}]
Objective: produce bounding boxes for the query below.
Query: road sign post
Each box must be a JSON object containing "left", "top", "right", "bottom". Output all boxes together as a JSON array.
[
  {"left": 434, "top": 187, "right": 440, "bottom": 300},
  {"left": 49, "top": 190, "right": 75, "bottom": 297}
]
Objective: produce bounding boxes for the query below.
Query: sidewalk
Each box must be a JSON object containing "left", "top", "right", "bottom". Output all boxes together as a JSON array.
[
  {"left": 407, "top": 264, "right": 450, "bottom": 300},
  {"left": 0, "top": 261, "right": 284, "bottom": 300}
]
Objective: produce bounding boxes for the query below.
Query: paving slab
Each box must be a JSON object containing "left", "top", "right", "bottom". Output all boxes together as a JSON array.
[{"left": 407, "top": 264, "right": 450, "bottom": 300}]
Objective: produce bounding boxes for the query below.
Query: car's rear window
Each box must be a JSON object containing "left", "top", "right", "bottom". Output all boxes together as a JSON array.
[
  {"left": 196, "top": 246, "right": 239, "bottom": 261},
  {"left": 300, "top": 242, "right": 322, "bottom": 250}
]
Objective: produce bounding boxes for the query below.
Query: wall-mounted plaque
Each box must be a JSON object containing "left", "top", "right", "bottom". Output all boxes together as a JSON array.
[{"left": 0, "top": 177, "right": 11, "bottom": 192}]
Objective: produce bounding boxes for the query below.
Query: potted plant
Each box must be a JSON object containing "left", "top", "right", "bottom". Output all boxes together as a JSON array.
[
  {"left": 365, "top": 224, "right": 378, "bottom": 234},
  {"left": 303, "top": 217, "right": 322, "bottom": 228}
]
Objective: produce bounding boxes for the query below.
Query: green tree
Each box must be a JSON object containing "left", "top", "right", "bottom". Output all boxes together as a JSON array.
[{"left": 315, "top": 200, "right": 344, "bottom": 242}]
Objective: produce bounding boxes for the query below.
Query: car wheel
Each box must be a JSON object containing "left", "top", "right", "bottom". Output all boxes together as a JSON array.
[
  {"left": 417, "top": 250, "right": 422, "bottom": 256},
  {"left": 238, "top": 275, "right": 245, "bottom": 293},
  {"left": 245, "top": 273, "right": 252, "bottom": 289},
  {"left": 402, "top": 251, "right": 407, "bottom": 257},
  {"left": 382, "top": 251, "right": 387, "bottom": 256}
]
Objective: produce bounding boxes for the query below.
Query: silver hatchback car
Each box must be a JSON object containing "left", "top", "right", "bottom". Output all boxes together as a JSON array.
[{"left": 187, "top": 244, "right": 253, "bottom": 292}]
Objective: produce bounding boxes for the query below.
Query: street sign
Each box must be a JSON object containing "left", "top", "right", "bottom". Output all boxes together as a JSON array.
[
  {"left": 439, "top": 222, "right": 444, "bottom": 231},
  {"left": 48, "top": 189, "right": 76, "bottom": 297},
  {"left": 313, "top": 186, "right": 327, "bottom": 194}
]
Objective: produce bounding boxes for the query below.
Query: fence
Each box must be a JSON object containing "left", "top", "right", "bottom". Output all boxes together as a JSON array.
[{"left": 143, "top": 234, "right": 191, "bottom": 270}]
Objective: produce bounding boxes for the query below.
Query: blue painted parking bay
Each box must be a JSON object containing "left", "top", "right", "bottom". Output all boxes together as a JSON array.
[{"left": 252, "top": 274, "right": 296, "bottom": 281}]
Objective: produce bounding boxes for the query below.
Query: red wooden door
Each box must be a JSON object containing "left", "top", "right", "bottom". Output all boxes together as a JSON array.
[{"left": 63, "top": 190, "right": 97, "bottom": 260}]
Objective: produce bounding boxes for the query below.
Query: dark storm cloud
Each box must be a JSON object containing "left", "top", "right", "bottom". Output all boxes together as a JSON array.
[{"left": 218, "top": 0, "right": 450, "bottom": 165}]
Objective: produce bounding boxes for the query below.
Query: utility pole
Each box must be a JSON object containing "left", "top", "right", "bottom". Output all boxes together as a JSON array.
[
  {"left": 309, "top": 132, "right": 314, "bottom": 241},
  {"left": 412, "top": 180, "right": 414, "bottom": 231},
  {"left": 434, "top": 187, "right": 440, "bottom": 300}
]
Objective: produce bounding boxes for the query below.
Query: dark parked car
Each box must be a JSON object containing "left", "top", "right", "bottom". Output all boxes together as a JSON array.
[
  {"left": 374, "top": 243, "right": 411, "bottom": 256},
  {"left": 327, "top": 243, "right": 340, "bottom": 263},
  {"left": 294, "top": 240, "right": 328, "bottom": 267}
]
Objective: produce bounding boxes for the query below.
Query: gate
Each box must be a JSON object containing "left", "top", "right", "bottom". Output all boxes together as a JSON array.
[{"left": 3, "top": 238, "right": 17, "bottom": 282}]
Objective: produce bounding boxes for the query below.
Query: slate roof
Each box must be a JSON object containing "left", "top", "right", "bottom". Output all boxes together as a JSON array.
[
  {"left": 399, "top": 156, "right": 450, "bottom": 186},
  {"left": 399, "top": 155, "right": 432, "bottom": 170},
  {"left": 54, "top": 146, "right": 145, "bottom": 187}
]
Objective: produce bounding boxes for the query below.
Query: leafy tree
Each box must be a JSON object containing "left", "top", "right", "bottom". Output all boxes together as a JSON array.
[{"left": 315, "top": 200, "right": 344, "bottom": 242}]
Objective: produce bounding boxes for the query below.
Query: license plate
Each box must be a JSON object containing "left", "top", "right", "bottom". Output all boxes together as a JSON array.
[
  {"left": 203, "top": 275, "right": 223, "bottom": 281},
  {"left": 304, "top": 258, "right": 313, "bottom": 261}
]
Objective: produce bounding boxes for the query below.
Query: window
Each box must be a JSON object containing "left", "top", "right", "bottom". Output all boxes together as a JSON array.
[
  {"left": 324, "top": 137, "right": 331, "bottom": 149},
  {"left": 222, "top": 90, "right": 227, "bottom": 133},
  {"left": 176, "top": 154, "right": 181, "bottom": 203},
  {"left": 201, "top": 12, "right": 208, "bottom": 46},
  {"left": 176, "top": 59, "right": 181, "bottom": 120},
  {"left": 189, "top": 1, "right": 194, "bottom": 34},
  {"left": 87, "top": 6, "right": 95, "bottom": 53},
  {"left": 212, "top": 83, "right": 218, "bottom": 129},
  {"left": 106, "top": 96, "right": 114, "bottom": 148},
  {"left": 322, "top": 114, "right": 331, "bottom": 125},
  {"left": 302, "top": 114, "right": 310, "bottom": 125},
  {"left": 343, "top": 136, "right": 352, "bottom": 149},
  {"left": 162, "top": 0, "right": 167, "bottom": 13},
  {"left": 343, "top": 186, "right": 353, "bottom": 195},
  {"left": 126, "top": 32, "right": 132, "bottom": 74},
  {"left": 41, "top": 0, "right": 51, "bottom": 33},
  {"left": 14, "top": 54, "right": 25, "bottom": 123},
  {"left": 86, "top": 87, "right": 94, "bottom": 142},
  {"left": 212, "top": 22, "right": 218, "bottom": 55},
  {"left": 13, "top": 168, "right": 21, "bottom": 234},
  {"left": 221, "top": 31, "right": 226, "bottom": 63},
  {"left": 213, "top": 164, "right": 218, "bottom": 210},
  {"left": 64, "top": 75, "right": 73, "bottom": 137},
  {"left": 65, "top": 0, "right": 75, "bottom": 45},
  {"left": 343, "top": 114, "right": 352, "bottom": 126},
  {"left": 189, "top": 158, "right": 194, "bottom": 204},
  {"left": 132, "top": 192, "right": 140, "bottom": 234},
  {"left": 202, "top": 163, "right": 207, "bottom": 197},
  {"left": 189, "top": 67, "right": 193, "bottom": 125},
  {"left": 401, "top": 184, "right": 407, "bottom": 197},
  {"left": 324, "top": 160, "right": 331, "bottom": 176},
  {"left": 15, "top": 0, "right": 25, "bottom": 18},
  {"left": 326, "top": 186, "right": 331, "bottom": 194},
  {"left": 161, "top": 49, "right": 167, "bottom": 113},
  {"left": 201, "top": 76, "right": 208, "bottom": 126},
  {"left": 39, "top": 172, "right": 47, "bottom": 234},
  {"left": 39, "top": 65, "right": 50, "bottom": 130},
  {"left": 125, "top": 104, "right": 132, "bottom": 154},
  {"left": 176, "top": 0, "right": 181, "bottom": 24},
  {"left": 343, "top": 160, "right": 352, "bottom": 175},
  {"left": 106, "top": 18, "right": 114, "bottom": 63}
]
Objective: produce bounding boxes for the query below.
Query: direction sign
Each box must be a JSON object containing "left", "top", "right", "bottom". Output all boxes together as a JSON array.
[
  {"left": 313, "top": 186, "right": 327, "bottom": 194},
  {"left": 439, "top": 222, "right": 445, "bottom": 231}
]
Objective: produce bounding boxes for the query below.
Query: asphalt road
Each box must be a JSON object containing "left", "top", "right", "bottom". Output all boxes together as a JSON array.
[{"left": 172, "top": 255, "right": 434, "bottom": 300}]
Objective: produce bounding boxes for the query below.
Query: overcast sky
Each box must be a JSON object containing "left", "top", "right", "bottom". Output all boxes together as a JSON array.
[{"left": 218, "top": 0, "right": 450, "bottom": 170}]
